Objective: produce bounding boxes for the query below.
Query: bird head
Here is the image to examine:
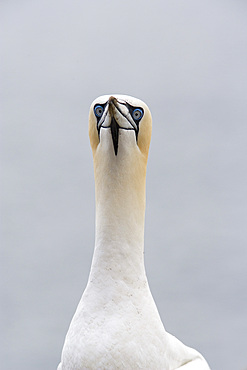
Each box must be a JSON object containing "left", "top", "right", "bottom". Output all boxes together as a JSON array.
[{"left": 89, "top": 95, "right": 152, "bottom": 162}]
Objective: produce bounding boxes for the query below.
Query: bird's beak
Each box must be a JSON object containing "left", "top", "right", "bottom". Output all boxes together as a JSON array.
[{"left": 108, "top": 96, "right": 119, "bottom": 156}]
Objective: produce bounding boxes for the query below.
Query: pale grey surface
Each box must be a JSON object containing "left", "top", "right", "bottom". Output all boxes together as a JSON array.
[{"left": 1, "top": 1, "right": 247, "bottom": 369}]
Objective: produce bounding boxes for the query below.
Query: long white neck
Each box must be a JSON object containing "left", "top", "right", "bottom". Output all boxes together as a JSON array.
[{"left": 89, "top": 130, "right": 148, "bottom": 285}]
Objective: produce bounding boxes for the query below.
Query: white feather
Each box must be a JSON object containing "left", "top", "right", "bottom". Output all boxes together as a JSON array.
[{"left": 58, "top": 95, "right": 210, "bottom": 369}]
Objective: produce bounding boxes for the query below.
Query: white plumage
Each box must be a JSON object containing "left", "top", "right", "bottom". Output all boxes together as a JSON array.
[{"left": 57, "top": 95, "right": 210, "bottom": 369}]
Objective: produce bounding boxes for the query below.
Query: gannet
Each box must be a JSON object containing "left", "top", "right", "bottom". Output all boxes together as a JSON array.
[{"left": 57, "top": 95, "right": 210, "bottom": 369}]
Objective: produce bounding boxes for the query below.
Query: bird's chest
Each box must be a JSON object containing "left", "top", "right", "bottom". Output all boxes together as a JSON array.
[{"left": 61, "top": 297, "right": 169, "bottom": 369}]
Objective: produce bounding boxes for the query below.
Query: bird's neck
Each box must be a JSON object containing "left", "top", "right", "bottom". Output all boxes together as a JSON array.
[{"left": 89, "top": 141, "right": 148, "bottom": 285}]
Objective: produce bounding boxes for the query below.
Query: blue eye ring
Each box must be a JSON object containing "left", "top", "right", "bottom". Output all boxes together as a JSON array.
[
  {"left": 132, "top": 108, "right": 143, "bottom": 121},
  {"left": 94, "top": 104, "right": 104, "bottom": 118}
]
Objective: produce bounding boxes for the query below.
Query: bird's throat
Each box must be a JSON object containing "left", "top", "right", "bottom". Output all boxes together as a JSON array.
[
  {"left": 110, "top": 116, "right": 119, "bottom": 156},
  {"left": 91, "top": 151, "right": 147, "bottom": 282}
]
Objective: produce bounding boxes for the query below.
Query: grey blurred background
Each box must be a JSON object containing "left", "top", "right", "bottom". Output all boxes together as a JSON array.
[{"left": 1, "top": 1, "right": 247, "bottom": 369}]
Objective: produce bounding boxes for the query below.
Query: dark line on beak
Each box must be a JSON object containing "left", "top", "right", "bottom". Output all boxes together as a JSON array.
[
  {"left": 111, "top": 100, "right": 137, "bottom": 132},
  {"left": 110, "top": 116, "right": 119, "bottom": 156}
]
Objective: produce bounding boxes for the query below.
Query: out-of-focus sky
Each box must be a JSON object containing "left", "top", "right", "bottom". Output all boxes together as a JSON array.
[{"left": 1, "top": 1, "right": 247, "bottom": 369}]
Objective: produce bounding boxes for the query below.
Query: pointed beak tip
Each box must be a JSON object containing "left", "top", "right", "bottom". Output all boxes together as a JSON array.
[{"left": 109, "top": 96, "right": 117, "bottom": 104}]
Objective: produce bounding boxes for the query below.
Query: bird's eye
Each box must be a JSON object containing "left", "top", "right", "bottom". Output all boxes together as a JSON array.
[
  {"left": 132, "top": 108, "right": 143, "bottom": 121},
  {"left": 94, "top": 105, "right": 104, "bottom": 118}
]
